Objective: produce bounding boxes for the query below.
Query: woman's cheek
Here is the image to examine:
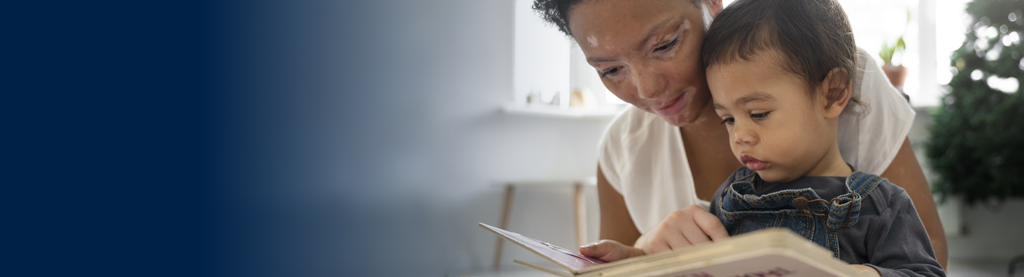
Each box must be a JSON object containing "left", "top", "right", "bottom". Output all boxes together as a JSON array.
[
  {"left": 603, "top": 80, "right": 638, "bottom": 104},
  {"left": 679, "top": 62, "right": 704, "bottom": 88}
]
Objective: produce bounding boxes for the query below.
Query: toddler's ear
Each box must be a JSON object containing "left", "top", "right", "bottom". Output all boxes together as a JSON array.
[{"left": 820, "top": 68, "right": 851, "bottom": 119}]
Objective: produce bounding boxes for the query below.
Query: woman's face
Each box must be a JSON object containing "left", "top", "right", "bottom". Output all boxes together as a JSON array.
[{"left": 568, "top": 0, "right": 719, "bottom": 127}]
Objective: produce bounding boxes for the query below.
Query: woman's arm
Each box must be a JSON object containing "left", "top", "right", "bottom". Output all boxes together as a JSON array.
[
  {"left": 595, "top": 165, "right": 642, "bottom": 245},
  {"left": 577, "top": 165, "right": 646, "bottom": 262},
  {"left": 879, "top": 137, "right": 948, "bottom": 270}
]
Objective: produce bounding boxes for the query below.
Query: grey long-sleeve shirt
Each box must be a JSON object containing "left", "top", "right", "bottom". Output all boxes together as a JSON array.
[{"left": 709, "top": 172, "right": 945, "bottom": 277}]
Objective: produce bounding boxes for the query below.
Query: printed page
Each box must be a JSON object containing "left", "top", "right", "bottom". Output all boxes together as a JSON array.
[
  {"left": 640, "top": 253, "right": 852, "bottom": 277},
  {"left": 480, "top": 223, "right": 606, "bottom": 272}
]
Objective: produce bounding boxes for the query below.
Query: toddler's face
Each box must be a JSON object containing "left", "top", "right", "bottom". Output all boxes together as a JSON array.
[{"left": 707, "top": 53, "right": 836, "bottom": 183}]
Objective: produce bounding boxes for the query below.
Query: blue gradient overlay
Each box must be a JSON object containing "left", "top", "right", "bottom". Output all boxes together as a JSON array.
[{"left": 5, "top": 1, "right": 571, "bottom": 276}]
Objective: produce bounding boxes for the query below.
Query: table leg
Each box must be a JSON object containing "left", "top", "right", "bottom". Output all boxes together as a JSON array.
[
  {"left": 494, "top": 184, "right": 515, "bottom": 271},
  {"left": 574, "top": 182, "right": 587, "bottom": 247}
]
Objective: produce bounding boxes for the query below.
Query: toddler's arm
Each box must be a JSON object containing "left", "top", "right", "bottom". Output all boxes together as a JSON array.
[{"left": 863, "top": 190, "right": 945, "bottom": 277}]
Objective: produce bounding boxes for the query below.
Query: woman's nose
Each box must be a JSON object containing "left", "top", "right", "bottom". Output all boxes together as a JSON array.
[{"left": 631, "top": 66, "right": 665, "bottom": 100}]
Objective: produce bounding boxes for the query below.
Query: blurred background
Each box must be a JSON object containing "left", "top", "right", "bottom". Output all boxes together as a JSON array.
[{"left": 5, "top": 0, "right": 1022, "bottom": 276}]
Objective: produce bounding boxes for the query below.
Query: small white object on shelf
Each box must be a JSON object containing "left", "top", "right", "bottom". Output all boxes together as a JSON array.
[{"left": 502, "top": 103, "right": 625, "bottom": 120}]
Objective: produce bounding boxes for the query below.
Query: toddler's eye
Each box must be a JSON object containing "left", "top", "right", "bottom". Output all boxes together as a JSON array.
[
  {"left": 720, "top": 117, "right": 734, "bottom": 125},
  {"left": 751, "top": 112, "right": 770, "bottom": 121}
]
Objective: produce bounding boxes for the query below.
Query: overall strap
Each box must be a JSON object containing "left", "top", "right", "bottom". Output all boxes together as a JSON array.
[
  {"left": 846, "top": 171, "right": 885, "bottom": 196},
  {"left": 825, "top": 171, "right": 886, "bottom": 228},
  {"left": 731, "top": 167, "right": 759, "bottom": 184}
]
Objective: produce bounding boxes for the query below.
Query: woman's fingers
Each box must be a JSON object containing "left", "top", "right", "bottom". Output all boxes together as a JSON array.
[
  {"left": 647, "top": 239, "right": 673, "bottom": 254},
  {"left": 638, "top": 225, "right": 668, "bottom": 253},
  {"left": 637, "top": 214, "right": 683, "bottom": 254},
  {"left": 676, "top": 205, "right": 716, "bottom": 248},
  {"left": 659, "top": 227, "right": 692, "bottom": 252},
  {"left": 636, "top": 205, "right": 730, "bottom": 255},
  {"left": 692, "top": 206, "right": 730, "bottom": 242},
  {"left": 678, "top": 218, "right": 713, "bottom": 247},
  {"left": 578, "top": 240, "right": 646, "bottom": 262}
]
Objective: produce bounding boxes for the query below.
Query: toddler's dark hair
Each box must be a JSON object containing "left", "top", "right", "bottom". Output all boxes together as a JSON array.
[{"left": 701, "top": 0, "right": 858, "bottom": 108}]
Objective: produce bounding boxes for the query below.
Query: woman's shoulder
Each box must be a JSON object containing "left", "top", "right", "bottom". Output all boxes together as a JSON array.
[
  {"left": 850, "top": 46, "right": 915, "bottom": 116},
  {"left": 599, "top": 106, "right": 667, "bottom": 147},
  {"left": 597, "top": 106, "right": 682, "bottom": 193},
  {"left": 836, "top": 47, "right": 916, "bottom": 175},
  {"left": 604, "top": 106, "right": 660, "bottom": 133}
]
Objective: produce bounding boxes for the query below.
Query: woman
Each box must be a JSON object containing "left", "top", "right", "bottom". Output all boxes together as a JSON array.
[{"left": 533, "top": 0, "right": 948, "bottom": 269}]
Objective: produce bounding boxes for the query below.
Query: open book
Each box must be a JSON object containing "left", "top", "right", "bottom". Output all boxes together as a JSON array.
[{"left": 479, "top": 222, "right": 867, "bottom": 277}]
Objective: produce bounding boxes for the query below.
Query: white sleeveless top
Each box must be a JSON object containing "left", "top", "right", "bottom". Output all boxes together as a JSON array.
[{"left": 597, "top": 48, "right": 915, "bottom": 233}]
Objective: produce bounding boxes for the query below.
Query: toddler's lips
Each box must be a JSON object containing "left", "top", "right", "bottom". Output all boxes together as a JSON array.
[{"left": 740, "top": 154, "right": 768, "bottom": 170}]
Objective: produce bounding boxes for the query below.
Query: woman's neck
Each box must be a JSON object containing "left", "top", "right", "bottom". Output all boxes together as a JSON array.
[
  {"left": 681, "top": 99, "right": 722, "bottom": 132},
  {"left": 678, "top": 99, "right": 744, "bottom": 201}
]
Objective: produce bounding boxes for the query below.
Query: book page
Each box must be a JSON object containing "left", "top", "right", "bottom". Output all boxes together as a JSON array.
[
  {"left": 480, "top": 223, "right": 606, "bottom": 272},
  {"left": 641, "top": 253, "right": 849, "bottom": 277}
]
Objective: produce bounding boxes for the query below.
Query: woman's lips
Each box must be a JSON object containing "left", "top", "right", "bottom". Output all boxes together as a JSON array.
[
  {"left": 740, "top": 154, "right": 768, "bottom": 170},
  {"left": 655, "top": 94, "right": 686, "bottom": 116}
]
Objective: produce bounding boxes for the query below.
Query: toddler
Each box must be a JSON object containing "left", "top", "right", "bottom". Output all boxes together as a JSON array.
[{"left": 701, "top": 0, "right": 944, "bottom": 276}]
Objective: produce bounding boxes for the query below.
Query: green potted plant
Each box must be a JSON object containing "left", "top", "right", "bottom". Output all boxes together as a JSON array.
[
  {"left": 879, "top": 36, "right": 907, "bottom": 88},
  {"left": 878, "top": 11, "right": 911, "bottom": 89}
]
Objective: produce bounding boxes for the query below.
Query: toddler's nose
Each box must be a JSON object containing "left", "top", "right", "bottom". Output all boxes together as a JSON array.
[{"left": 732, "top": 123, "right": 759, "bottom": 145}]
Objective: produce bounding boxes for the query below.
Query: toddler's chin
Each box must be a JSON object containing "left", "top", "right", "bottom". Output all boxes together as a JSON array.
[{"left": 757, "top": 170, "right": 799, "bottom": 183}]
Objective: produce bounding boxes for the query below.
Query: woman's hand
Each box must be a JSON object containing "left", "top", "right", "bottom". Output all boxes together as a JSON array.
[
  {"left": 633, "top": 205, "right": 730, "bottom": 255},
  {"left": 578, "top": 240, "right": 646, "bottom": 262}
]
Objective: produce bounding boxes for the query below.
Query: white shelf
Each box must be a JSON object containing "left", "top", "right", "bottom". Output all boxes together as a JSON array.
[{"left": 501, "top": 103, "right": 626, "bottom": 120}]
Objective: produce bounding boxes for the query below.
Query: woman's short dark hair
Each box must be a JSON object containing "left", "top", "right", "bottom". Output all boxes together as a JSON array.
[
  {"left": 701, "top": 0, "right": 857, "bottom": 106},
  {"left": 533, "top": 0, "right": 705, "bottom": 37},
  {"left": 532, "top": 0, "right": 583, "bottom": 36}
]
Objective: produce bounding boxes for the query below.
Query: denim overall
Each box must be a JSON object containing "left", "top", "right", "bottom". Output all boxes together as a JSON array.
[{"left": 715, "top": 167, "right": 886, "bottom": 259}]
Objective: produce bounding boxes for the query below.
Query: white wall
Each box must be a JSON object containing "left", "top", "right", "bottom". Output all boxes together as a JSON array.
[
  {"left": 513, "top": 0, "right": 570, "bottom": 105},
  {"left": 440, "top": 2, "right": 608, "bottom": 272}
]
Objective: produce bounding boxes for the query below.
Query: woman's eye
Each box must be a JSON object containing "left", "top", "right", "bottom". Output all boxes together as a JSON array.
[
  {"left": 720, "top": 117, "right": 734, "bottom": 125},
  {"left": 751, "top": 112, "right": 770, "bottom": 121},
  {"left": 600, "top": 67, "right": 620, "bottom": 78},
  {"left": 654, "top": 38, "right": 679, "bottom": 52}
]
